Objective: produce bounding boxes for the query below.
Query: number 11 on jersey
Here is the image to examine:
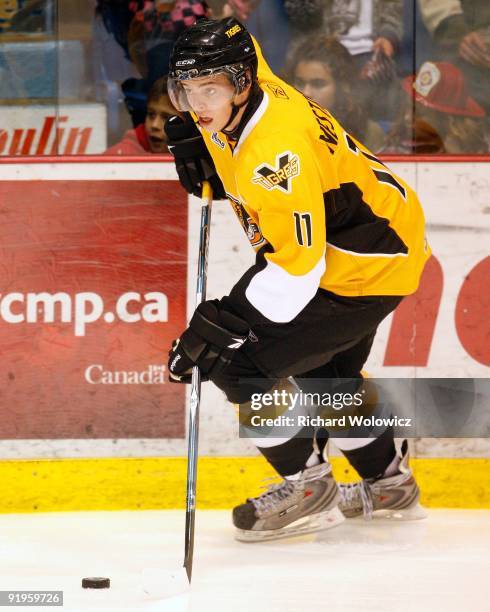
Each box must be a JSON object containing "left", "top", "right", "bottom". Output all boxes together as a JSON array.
[{"left": 294, "top": 211, "right": 313, "bottom": 247}]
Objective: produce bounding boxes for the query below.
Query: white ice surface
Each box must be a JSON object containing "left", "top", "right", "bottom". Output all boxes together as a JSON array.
[{"left": 0, "top": 510, "right": 488, "bottom": 612}]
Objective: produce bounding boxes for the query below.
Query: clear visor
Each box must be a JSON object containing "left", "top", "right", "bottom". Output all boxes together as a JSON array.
[{"left": 168, "top": 70, "right": 237, "bottom": 113}]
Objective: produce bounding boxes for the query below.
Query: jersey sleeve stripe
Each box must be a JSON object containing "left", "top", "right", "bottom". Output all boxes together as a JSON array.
[
  {"left": 326, "top": 242, "right": 409, "bottom": 258},
  {"left": 244, "top": 247, "right": 326, "bottom": 323}
]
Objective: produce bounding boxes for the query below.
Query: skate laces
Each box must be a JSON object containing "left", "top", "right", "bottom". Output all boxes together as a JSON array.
[
  {"left": 249, "top": 478, "right": 296, "bottom": 515},
  {"left": 339, "top": 480, "right": 374, "bottom": 519}
]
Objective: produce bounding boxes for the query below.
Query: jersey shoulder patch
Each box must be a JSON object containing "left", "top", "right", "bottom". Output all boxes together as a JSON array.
[
  {"left": 266, "top": 83, "right": 289, "bottom": 100},
  {"left": 252, "top": 151, "right": 300, "bottom": 194}
]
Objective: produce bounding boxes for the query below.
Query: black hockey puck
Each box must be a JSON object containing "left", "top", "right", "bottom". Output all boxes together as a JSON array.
[{"left": 82, "top": 577, "right": 110, "bottom": 589}]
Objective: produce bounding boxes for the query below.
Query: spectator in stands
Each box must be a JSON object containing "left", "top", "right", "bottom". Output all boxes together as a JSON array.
[
  {"left": 220, "top": 0, "right": 289, "bottom": 72},
  {"left": 397, "top": 0, "right": 437, "bottom": 78},
  {"left": 125, "top": 0, "right": 211, "bottom": 124},
  {"left": 284, "top": 0, "right": 402, "bottom": 67},
  {"left": 287, "top": 36, "right": 386, "bottom": 152},
  {"left": 105, "top": 77, "right": 176, "bottom": 155},
  {"left": 222, "top": 0, "right": 257, "bottom": 20},
  {"left": 383, "top": 61, "right": 488, "bottom": 154},
  {"left": 285, "top": 0, "right": 403, "bottom": 123},
  {"left": 418, "top": 0, "right": 490, "bottom": 112},
  {"left": 127, "top": 0, "right": 210, "bottom": 81},
  {"left": 95, "top": 0, "right": 143, "bottom": 61},
  {"left": 205, "top": 0, "right": 232, "bottom": 17},
  {"left": 223, "top": 1, "right": 401, "bottom": 78},
  {"left": 94, "top": 1, "right": 210, "bottom": 134}
]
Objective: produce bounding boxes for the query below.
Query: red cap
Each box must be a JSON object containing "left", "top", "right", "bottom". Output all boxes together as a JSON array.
[{"left": 402, "top": 61, "right": 485, "bottom": 118}]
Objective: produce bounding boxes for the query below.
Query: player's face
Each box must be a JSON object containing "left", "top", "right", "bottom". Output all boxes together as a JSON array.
[
  {"left": 145, "top": 95, "right": 175, "bottom": 153},
  {"left": 293, "top": 61, "right": 337, "bottom": 110},
  {"left": 181, "top": 74, "right": 237, "bottom": 132}
]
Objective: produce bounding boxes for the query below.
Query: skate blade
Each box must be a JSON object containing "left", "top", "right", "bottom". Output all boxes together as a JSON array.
[
  {"left": 235, "top": 505, "right": 345, "bottom": 543},
  {"left": 371, "top": 502, "right": 427, "bottom": 521}
]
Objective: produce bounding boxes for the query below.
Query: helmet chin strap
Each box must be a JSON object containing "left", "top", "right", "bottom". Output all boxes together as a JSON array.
[
  {"left": 221, "top": 96, "right": 249, "bottom": 135},
  {"left": 217, "top": 80, "right": 262, "bottom": 139}
]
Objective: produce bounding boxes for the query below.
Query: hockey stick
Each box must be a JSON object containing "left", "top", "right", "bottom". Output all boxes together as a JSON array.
[{"left": 184, "top": 180, "right": 213, "bottom": 583}]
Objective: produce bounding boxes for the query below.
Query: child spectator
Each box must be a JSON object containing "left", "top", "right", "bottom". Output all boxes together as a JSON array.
[
  {"left": 287, "top": 36, "right": 386, "bottom": 152},
  {"left": 105, "top": 77, "right": 176, "bottom": 155},
  {"left": 384, "top": 61, "right": 487, "bottom": 154},
  {"left": 418, "top": 0, "right": 490, "bottom": 112}
]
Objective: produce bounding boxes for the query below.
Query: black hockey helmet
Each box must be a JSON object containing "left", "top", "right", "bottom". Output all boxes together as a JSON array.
[{"left": 168, "top": 17, "right": 258, "bottom": 112}]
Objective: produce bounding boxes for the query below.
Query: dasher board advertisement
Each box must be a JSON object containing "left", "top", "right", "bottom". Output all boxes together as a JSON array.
[
  {"left": 0, "top": 104, "right": 107, "bottom": 156},
  {"left": 0, "top": 177, "right": 187, "bottom": 439}
]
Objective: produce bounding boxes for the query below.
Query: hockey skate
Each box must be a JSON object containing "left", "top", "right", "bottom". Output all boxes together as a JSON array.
[
  {"left": 338, "top": 440, "right": 427, "bottom": 520},
  {"left": 233, "top": 462, "right": 344, "bottom": 542}
]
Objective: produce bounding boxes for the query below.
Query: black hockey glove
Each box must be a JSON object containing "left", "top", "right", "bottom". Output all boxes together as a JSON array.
[
  {"left": 164, "top": 114, "right": 227, "bottom": 199},
  {"left": 168, "top": 300, "right": 250, "bottom": 383}
]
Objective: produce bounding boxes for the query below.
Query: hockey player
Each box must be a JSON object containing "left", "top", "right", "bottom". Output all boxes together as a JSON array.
[{"left": 165, "top": 17, "right": 430, "bottom": 541}]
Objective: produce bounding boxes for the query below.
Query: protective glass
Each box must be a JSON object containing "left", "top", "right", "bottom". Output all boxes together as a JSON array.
[{"left": 168, "top": 71, "right": 236, "bottom": 113}]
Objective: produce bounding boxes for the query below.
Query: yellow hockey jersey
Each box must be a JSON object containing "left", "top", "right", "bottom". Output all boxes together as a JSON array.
[{"left": 198, "top": 40, "right": 430, "bottom": 323}]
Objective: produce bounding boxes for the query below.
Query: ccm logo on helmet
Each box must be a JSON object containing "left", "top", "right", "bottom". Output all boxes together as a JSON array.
[
  {"left": 176, "top": 59, "right": 196, "bottom": 66},
  {"left": 225, "top": 24, "right": 242, "bottom": 38}
]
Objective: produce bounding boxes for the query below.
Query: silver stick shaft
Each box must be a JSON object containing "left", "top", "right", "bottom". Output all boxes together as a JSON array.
[{"left": 184, "top": 182, "right": 212, "bottom": 583}]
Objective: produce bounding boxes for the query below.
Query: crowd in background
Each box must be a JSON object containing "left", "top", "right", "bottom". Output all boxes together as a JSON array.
[{"left": 0, "top": 0, "right": 489, "bottom": 155}]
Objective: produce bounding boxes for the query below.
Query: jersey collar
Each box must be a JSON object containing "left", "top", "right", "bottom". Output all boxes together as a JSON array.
[{"left": 231, "top": 91, "right": 269, "bottom": 157}]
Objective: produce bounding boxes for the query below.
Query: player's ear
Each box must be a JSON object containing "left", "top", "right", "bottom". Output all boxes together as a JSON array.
[
  {"left": 237, "top": 68, "right": 253, "bottom": 99},
  {"left": 245, "top": 67, "right": 254, "bottom": 90}
]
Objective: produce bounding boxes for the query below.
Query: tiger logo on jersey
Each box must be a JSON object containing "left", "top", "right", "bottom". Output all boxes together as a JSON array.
[
  {"left": 227, "top": 193, "right": 266, "bottom": 249},
  {"left": 252, "top": 151, "right": 300, "bottom": 194}
]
